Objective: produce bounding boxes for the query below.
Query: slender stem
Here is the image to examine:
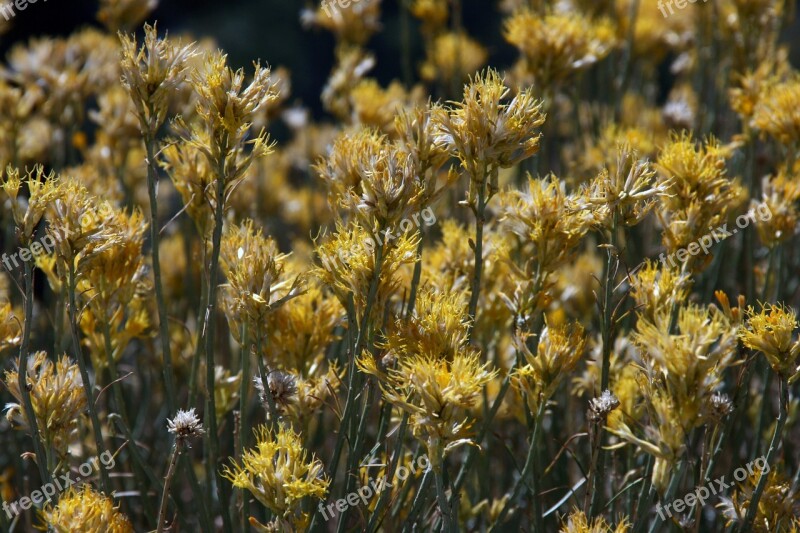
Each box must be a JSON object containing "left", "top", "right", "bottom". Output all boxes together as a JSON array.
[
  {"left": 450, "top": 373, "right": 511, "bottom": 498},
  {"left": 67, "top": 261, "right": 111, "bottom": 494},
  {"left": 366, "top": 412, "right": 408, "bottom": 532},
  {"left": 740, "top": 379, "right": 788, "bottom": 532},
  {"left": 401, "top": 469, "right": 432, "bottom": 531},
  {"left": 632, "top": 456, "right": 653, "bottom": 532},
  {"left": 144, "top": 120, "right": 177, "bottom": 415},
  {"left": 188, "top": 246, "right": 208, "bottom": 407},
  {"left": 239, "top": 324, "right": 250, "bottom": 531},
  {"left": 405, "top": 226, "right": 424, "bottom": 318},
  {"left": 590, "top": 209, "right": 619, "bottom": 518},
  {"left": 157, "top": 440, "right": 183, "bottom": 533},
  {"left": 489, "top": 401, "right": 546, "bottom": 532},
  {"left": 100, "top": 321, "right": 158, "bottom": 525},
  {"left": 17, "top": 258, "right": 51, "bottom": 486},
  {"left": 434, "top": 448, "right": 456, "bottom": 533},
  {"left": 450, "top": 276, "right": 545, "bottom": 512},
  {"left": 648, "top": 458, "right": 687, "bottom": 533},
  {"left": 466, "top": 183, "right": 486, "bottom": 343},
  {"left": 203, "top": 144, "right": 233, "bottom": 532},
  {"left": 310, "top": 242, "right": 385, "bottom": 531}
]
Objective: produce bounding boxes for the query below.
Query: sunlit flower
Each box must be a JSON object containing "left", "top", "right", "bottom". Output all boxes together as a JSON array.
[
  {"left": 40, "top": 485, "right": 133, "bottom": 533},
  {"left": 223, "top": 425, "right": 329, "bottom": 531},
  {"left": 739, "top": 303, "right": 800, "bottom": 380},
  {"left": 4, "top": 352, "right": 86, "bottom": 454}
]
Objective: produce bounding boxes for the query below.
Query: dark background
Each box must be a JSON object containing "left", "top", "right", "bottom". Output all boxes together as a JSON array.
[
  {"left": 2, "top": 1, "right": 799, "bottom": 117},
  {"left": 0, "top": 0, "right": 513, "bottom": 117}
]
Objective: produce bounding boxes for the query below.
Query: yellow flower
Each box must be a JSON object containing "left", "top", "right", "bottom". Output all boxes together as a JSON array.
[
  {"left": 350, "top": 78, "right": 422, "bottom": 134},
  {"left": 410, "top": 0, "right": 448, "bottom": 35},
  {"left": 420, "top": 32, "right": 488, "bottom": 86},
  {"left": 362, "top": 350, "right": 495, "bottom": 458},
  {"left": 752, "top": 169, "right": 800, "bottom": 248},
  {"left": 381, "top": 288, "right": 470, "bottom": 363},
  {"left": 504, "top": 9, "right": 616, "bottom": 88},
  {"left": 513, "top": 320, "right": 587, "bottom": 414},
  {"left": 40, "top": 485, "right": 132, "bottom": 533},
  {"left": 208, "top": 365, "right": 241, "bottom": 426},
  {"left": 0, "top": 301, "right": 22, "bottom": 353},
  {"left": 560, "top": 508, "right": 631, "bottom": 533},
  {"left": 718, "top": 470, "right": 798, "bottom": 533},
  {"left": 314, "top": 221, "right": 418, "bottom": 318},
  {"left": 4, "top": 352, "right": 86, "bottom": 454},
  {"left": 655, "top": 132, "right": 743, "bottom": 258},
  {"left": 629, "top": 259, "right": 692, "bottom": 326},
  {"left": 221, "top": 219, "right": 304, "bottom": 346},
  {"left": 739, "top": 303, "right": 800, "bottom": 380},
  {"left": 302, "top": 0, "right": 382, "bottom": 48},
  {"left": 119, "top": 23, "right": 196, "bottom": 132},
  {"left": 432, "top": 69, "right": 546, "bottom": 206},
  {"left": 1, "top": 165, "right": 61, "bottom": 242},
  {"left": 223, "top": 425, "right": 329, "bottom": 530},
  {"left": 97, "top": 0, "right": 157, "bottom": 32},
  {"left": 498, "top": 175, "right": 595, "bottom": 277},
  {"left": 633, "top": 304, "right": 738, "bottom": 428},
  {"left": 581, "top": 145, "right": 667, "bottom": 227},
  {"left": 752, "top": 76, "right": 800, "bottom": 148}
]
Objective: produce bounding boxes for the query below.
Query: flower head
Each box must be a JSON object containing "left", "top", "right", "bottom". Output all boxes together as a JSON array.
[
  {"left": 513, "top": 320, "right": 587, "bottom": 414},
  {"left": 119, "top": 23, "right": 196, "bottom": 131},
  {"left": 739, "top": 303, "right": 800, "bottom": 380},
  {"left": 432, "top": 69, "right": 546, "bottom": 207},
  {"left": 40, "top": 485, "right": 133, "bottom": 533},
  {"left": 4, "top": 352, "right": 86, "bottom": 454},
  {"left": 167, "top": 408, "right": 205, "bottom": 440},
  {"left": 223, "top": 425, "right": 329, "bottom": 530}
]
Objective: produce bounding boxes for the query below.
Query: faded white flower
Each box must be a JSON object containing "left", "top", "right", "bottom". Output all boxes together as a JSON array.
[
  {"left": 254, "top": 371, "right": 298, "bottom": 411},
  {"left": 588, "top": 389, "right": 620, "bottom": 421},
  {"left": 167, "top": 408, "right": 204, "bottom": 439}
]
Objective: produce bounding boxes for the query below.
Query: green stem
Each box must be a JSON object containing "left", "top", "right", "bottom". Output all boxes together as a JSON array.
[
  {"left": 67, "top": 261, "right": 111, "bottom": 494},
  {"left": 740, "top": 379, "right": 788, "bottom": 532},
  {"left": 589, "top": 210, "right": 619, "bottom": 518},
  {"left": 188, "top": 248, "right": 208, "bottom": 407},
  {"left": 100, "top": 321, "right": 158, "bottom": 525},
  {"left": 434, "top": 448, "right": 456, "bottom": 533},
  {"left": 648, "top": 458, "right": 687, "bottom": 533},
  {"left": 144, "top": 121, "right": 178, "bottom": 415},
  {"left": 239, "top": 324, "right": 250, "bottom": 531},
  {"left": 466, "top": 183, "right": 486, "bottom": 343},
  {"left": 17, "top": 258, "right": 51, "bottom": 486},
  {"left": 366, "top": 412, "right": 408, "bottom": 532},
  {"left": 401, "top": 469, "right": 432, "bottom": 531},
  {"left": 203, "top": 144, "right": 233, "bottom": 532},
  {"left": 489, "top": 401, "right": 546, "bottom": 532},
  {"left": 405, "top": 227, "right": 424, "bottom": 318},
  {"left": 157, "top": 440, "right": 182, "bottom": 533}
]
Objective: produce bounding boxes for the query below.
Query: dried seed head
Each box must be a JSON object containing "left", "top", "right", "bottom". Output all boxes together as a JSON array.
[
  {"left": 254, "top": 371, "right": 298, "bottom": 412},
  {"left": 167, "top": 408, "right": 205, "bottom": 440},
  {"left": 709, "top": 392, "right": 733, "bottom": 421},
  {"left": 588, "top": 390, "right": 620, "bottom": 422}
]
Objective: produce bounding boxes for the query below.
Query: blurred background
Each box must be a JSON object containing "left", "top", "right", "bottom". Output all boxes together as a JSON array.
[{"left": 4, "top": 0, "right": 800, "bottom": 117}]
